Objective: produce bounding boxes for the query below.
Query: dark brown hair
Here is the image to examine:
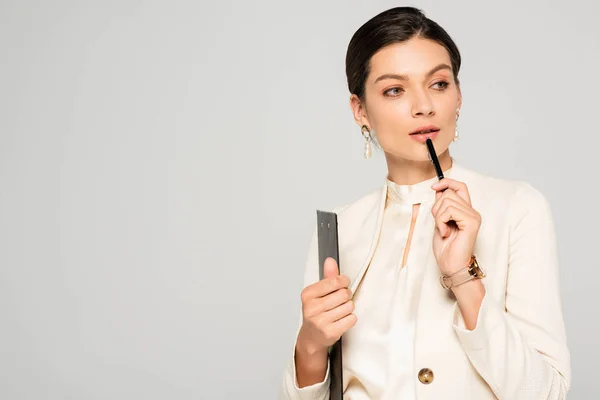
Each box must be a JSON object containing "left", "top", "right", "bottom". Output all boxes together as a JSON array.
[{"left": 345, "top": 7, "right": 462, "bottom": 101}]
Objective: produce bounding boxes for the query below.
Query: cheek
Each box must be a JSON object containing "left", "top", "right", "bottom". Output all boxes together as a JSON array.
[
  {"left": 438, "top": 92, "right": 460, "bottom": 114},
  {"left": 434, "top": 98, "right": 459, "bottom": 124},
  {"left": 368, "top": 98, "right": 412, "bottom": 127}
]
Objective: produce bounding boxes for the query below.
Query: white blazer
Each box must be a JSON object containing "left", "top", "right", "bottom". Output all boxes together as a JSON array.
[{"left": 280, "top": 161, "right": 571, "bottom": 399}]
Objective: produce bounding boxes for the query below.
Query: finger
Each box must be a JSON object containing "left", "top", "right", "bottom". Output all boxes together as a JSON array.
[
  {"left": 435, "top": 217, "right": 449, "bottom": 238},
  {"left": 322, "top": 299, "right": 355, "bottom": 323},
  {"left": 328, "top": 313, "right": 358, "bottom": 338},
  {"left": 433, "top": 202, "right": 461, "bottom": 238},
  {"left": 435, "top": 200, "right": 478, "bottom": 238},
  {"left": 323, "top": 257, "right": 339, "bottom": 279},
  {"left": 318, "top": 287, "right": 353, "bottom": 313},
  {"left": 431, "top": 178, "right": 471, "bottom": 204},
  {"left": 432, "top": 189, "right": 470, "bottom": 216},
  {"left": 436, "top": 205, "right": 478, "bottom": 233},
  {"left": 433, "top": 196, "right": 476, "bottom": 219},
  {"left": 303, "top": 273, "right": 350, "bottom": 301}
]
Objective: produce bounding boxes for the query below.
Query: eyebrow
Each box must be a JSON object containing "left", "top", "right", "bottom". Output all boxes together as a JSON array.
[{"left": 373, "top": 63, "right": 452, "bottom": 84}]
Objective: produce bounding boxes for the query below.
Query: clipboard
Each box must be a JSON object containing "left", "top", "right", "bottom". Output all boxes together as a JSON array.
[{"left": 316, "top": 210, "right": 343, "bottom": 400}]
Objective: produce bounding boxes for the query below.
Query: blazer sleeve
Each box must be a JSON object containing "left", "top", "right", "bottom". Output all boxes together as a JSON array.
[
  {"left": 279, "top": 227, "right": 330, "bottom": 400},
  {"left": 451, "top": 181, "right": 571, "bottom": 399}
]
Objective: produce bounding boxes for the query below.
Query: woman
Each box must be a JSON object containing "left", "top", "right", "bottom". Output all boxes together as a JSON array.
[{"left": 280, "top": 7, "right": 570, "bottom": 400}]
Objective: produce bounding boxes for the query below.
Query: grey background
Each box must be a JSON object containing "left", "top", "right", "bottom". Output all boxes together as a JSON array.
[{"left": 0, "top": 0, "right": 597, "bottom": 399}]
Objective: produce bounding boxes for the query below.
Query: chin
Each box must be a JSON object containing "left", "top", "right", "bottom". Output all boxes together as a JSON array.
[
  {"left": 384, "top": 144, "right": 437, "bottom": 163},
  {"left": 384, "top": 150, "right": 431, "bottom": 163}
]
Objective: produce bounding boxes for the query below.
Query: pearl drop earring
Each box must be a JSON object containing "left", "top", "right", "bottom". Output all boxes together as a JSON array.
[
  {"left": 453, "top": 109, "right": 460, "bottom": 142},
  {"left": 361, "top": 125, "right": 372, "bottom": 159}
]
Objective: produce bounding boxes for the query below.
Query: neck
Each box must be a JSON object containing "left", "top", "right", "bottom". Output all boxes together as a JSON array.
[{"left": 385, "top": 149, "right": 453, "bottom": 185}]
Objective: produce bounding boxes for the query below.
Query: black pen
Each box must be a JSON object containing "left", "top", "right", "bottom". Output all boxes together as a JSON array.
[{"left": 426, "top": 138, "right": 445, "bottom": 182}]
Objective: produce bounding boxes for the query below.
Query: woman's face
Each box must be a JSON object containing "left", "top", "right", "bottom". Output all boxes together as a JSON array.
[{"left": 351, "top": 37, "right": 461, "bottom": 162}]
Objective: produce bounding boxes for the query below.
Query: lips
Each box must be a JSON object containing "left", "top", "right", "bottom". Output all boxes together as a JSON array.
[
  {"left": 409, "top": 129, "right": 439, "bottom": 143},
  {"left": 410, "top": 125, "right": 440, "bottom": 135}
]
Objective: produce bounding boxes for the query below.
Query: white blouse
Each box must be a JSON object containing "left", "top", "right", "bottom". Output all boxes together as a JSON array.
[{"left": 343, "top": 172, "right": 446, "bottom": 399}]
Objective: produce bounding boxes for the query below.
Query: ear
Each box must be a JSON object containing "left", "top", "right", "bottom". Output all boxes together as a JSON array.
[
  {"left": 456, "top": 83, "right": 462, "bottom": 112},
  {"left": 349, "top": 94, "right": 371, "bottom": 129}
]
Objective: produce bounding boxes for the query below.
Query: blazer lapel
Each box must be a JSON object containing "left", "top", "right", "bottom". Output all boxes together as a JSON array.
[{"left": 337, "top": 184, "right": 388, "bottom": 295}]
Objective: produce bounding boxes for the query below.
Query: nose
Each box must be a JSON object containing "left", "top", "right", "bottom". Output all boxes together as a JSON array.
[{"left": 411, "top": 90, "right": 435, "bottom": 117}]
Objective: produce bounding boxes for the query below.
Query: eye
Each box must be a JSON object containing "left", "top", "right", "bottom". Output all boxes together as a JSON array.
[
  {"left": 383, "top": 87, "right": 404, "bottom": 97},
  {"left": 432, "top": 81, "right": 450, "bottom": 91}
]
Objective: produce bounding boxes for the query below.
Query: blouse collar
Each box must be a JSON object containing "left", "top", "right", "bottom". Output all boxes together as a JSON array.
[{"left": 385, "top": 160, "right": 454, "bottom": 205}]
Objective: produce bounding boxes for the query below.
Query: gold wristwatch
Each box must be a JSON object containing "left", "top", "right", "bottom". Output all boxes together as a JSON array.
[{"left": 440, "top": 255, "right": 485, "bottom": 290}]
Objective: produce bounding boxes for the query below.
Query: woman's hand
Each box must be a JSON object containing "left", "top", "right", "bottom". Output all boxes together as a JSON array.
[
  {"left": 297, "top": 257, "right": 357, "bottom": 355},
  {"left": 294, "top": 258, "right": 357, "bottom": 387},
  {"left": 431, "top": 178, "right": 482, "bottom": 276}
]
